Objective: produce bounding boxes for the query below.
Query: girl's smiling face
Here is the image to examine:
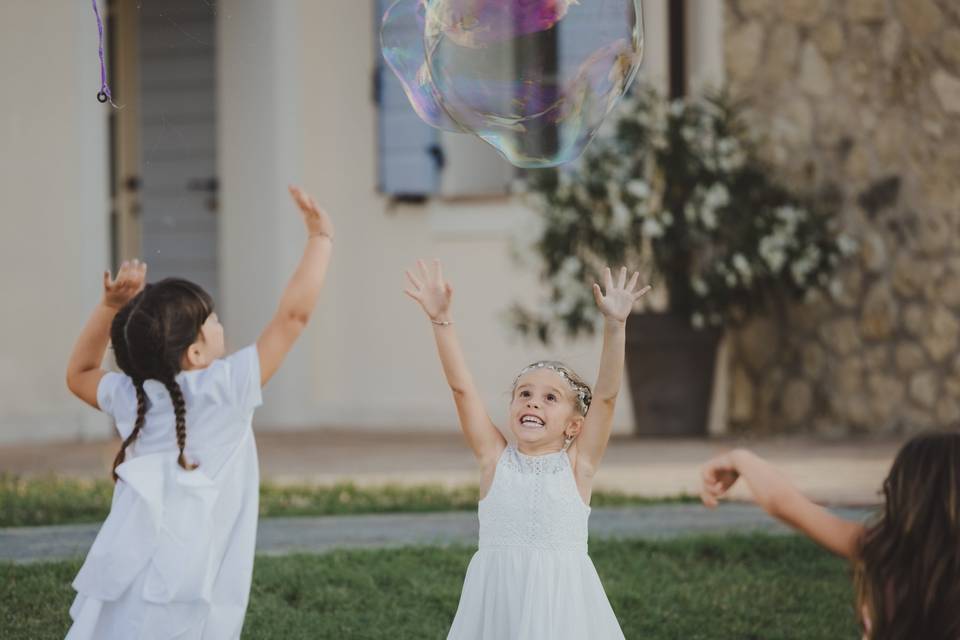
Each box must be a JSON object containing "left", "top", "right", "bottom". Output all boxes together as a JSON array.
[{"left": 509, "top": 368, "right": 583, "bottom": 454}]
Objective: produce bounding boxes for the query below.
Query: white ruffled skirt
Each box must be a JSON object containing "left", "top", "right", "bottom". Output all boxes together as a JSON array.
[
  {"left": 447, "top": 546, "right": 625, "bottom": 640},
  {"left": 66, "top": 438, "right": 258, "bottom": 640}
]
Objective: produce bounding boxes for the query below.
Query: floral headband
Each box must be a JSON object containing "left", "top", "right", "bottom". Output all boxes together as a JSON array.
[{"left": 513, "top": 362, "right": 592, "bottom": 416}]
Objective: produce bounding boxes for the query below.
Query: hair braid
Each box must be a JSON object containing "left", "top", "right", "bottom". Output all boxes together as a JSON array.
[
  {"left": 109, "top": 296, "right": 149, "bottom": 482},
  {"left": 162, "top": 377, "right": 197, "bottom": 471},
  {"left": 111, "top": 380, "right": 147, "bottom": 481}
]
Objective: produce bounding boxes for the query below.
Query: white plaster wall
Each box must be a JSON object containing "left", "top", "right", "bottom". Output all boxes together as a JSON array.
[{"left": 0, "top": 1, "right": 112, "bottom": 443}]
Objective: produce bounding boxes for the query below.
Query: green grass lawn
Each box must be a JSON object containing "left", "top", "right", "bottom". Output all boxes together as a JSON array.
[
  {"left": 1, "top": 534, "right": 858, "bottom": 639},
  {"left": 0, "top": 474, "right": 696, "bottom": 528}
]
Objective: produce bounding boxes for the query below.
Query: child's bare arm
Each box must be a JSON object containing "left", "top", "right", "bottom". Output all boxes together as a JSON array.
[
  {"left": 405, "top": 260, "right": 506, "bottom": 467},
  {"left": 576, "top": 268, "right": 650, "bottom": 476},
  {"left": 256, "top": 186, "right": 334, "bottom": 386},
  {"left": 701, "top": 449, "right": 865, "bottom": 559},
  {"left": 66, "top": 260, "right": 147, "bottom": 408}
]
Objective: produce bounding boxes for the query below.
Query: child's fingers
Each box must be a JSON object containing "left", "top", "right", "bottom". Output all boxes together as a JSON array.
[
  {"left": 617, "top": 266, "right": 627, "bottom": 289},
  {"left": 416, "top": 259, "right": 430, "bottom": 281},
  {"left": 405, "top": 270, "right": 423, "bottom": 291},
  {"left": 103, "top": 270, "right": 113, "bottom": 290},
  {"left": 433, "top": 259, "right": 443, "bottom": 283},
  {"left": 626, "top": 270, "right": 639, "bottom": 292},
  {"left": 634, "top": 284, "right": 652, "bottom": 300},
  {"left": 592, "top": 283, "right": 603, "bottom": 307},
  {"left": 445, "top": 282, "right": 453, "bottom": 299},
  {"left": 603, "top": 267, "right": 613, "bottom": 293},
  {"left": 403, "top": 288, "right": 420, "bottom": 301},
  {"left": 289, "top": 186, "right": 309, "bottom": 211}
]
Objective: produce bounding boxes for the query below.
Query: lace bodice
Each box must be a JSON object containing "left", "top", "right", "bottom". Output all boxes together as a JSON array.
[{"left": 478, "top": 444, "right": 590, "bottom": 553}]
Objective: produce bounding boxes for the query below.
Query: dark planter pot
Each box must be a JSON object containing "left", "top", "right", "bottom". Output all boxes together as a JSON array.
[{"left": 625, "top": 313, "right": 722, "bottom": 437}]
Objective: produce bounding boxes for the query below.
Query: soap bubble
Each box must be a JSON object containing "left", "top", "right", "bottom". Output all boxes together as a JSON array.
[
  {"left": 381, "top": 0, "right": 460, "bottom": 131},
  {"left": 381, "top": 0, "right": 644, "bottom": 168}
]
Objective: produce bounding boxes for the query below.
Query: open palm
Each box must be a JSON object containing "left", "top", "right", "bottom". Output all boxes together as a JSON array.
[
  {"left": 592, "top": 267, "right": 650, "bottom": 322},
  {"left": 404, "top": 259, "right": 452, "bottom": 321}
]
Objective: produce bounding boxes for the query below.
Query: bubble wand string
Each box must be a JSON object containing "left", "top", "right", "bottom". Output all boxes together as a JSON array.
[{"left": 93, "top": 0, "right": 120, "bottom": 108}]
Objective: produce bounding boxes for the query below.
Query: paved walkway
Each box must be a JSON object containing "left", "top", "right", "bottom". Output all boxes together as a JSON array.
[
  {"left": 0, "top": 503, "right": 873, "bottom": 564},
  {"left": 0, "top": 429, "right": 902, "bottom": 505}
]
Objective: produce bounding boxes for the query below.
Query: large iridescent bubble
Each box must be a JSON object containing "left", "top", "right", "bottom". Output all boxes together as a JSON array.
[{"left": 381, "top": 0, "right": 644, "bottom": 168}]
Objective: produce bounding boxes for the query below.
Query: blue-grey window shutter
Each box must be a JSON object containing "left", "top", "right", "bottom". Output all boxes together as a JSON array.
[{"left": 375, "top": 0, "right": 442, "bottom": 198}]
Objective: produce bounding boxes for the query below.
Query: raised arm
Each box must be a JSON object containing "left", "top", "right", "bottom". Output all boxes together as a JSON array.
[
  {"left": 700, "top": 449, "right": 865, "bottom": 559},
  {"left": 576, "top": 267, "right": 650, "bottom": 474},
  {"left": 256, "top": 186, "right": 334, "bottom": 386},
  {"left": 66, "top": 260, "right": 148, "bottom": 408},
  {"left": 404, "top": 260, "right": 506, "bottom": 468}
]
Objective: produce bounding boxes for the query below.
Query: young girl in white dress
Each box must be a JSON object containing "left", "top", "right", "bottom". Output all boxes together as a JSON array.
[
  {"left": 404, "top": 260, "right": 650, "bottom": 640},
  {"left": 63, "top": 186, "right": 334, "bottom": 640}
]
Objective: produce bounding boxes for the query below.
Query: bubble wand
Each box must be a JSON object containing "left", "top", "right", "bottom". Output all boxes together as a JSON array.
[{"left": 92, "top": 0, "right": 120, "bottom": 107}]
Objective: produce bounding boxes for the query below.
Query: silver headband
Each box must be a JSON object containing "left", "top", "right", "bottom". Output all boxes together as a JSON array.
[{"left": 513, "top": 362, "right": 592, "bottom": 416}]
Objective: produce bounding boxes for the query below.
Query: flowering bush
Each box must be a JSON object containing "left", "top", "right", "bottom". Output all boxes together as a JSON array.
[{"left": 512, "top": 87, "right": 856, "bottom": 342}]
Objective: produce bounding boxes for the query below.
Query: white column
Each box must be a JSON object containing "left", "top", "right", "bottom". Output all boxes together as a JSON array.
[
  {"left": 217, "top": 0, "right": 312, "bottom": 426},
  {"left": 0, "top": 1, "right": 111, "bottom": 443},
  {"left": 686, "top": 0, "right": 726, "bottom": 94},
  {"left": 637, "top": 0, "right": 670, "bottom": 93}
]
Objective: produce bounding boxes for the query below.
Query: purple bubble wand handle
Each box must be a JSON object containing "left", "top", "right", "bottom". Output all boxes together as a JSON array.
[{"left": 92, "top": 0, "right": 119, "bottom": 108}]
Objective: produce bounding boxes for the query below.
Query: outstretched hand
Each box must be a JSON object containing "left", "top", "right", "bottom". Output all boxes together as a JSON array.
[
  {"left": 699, "top": 453, "right": 741, "bottom": 509},
  {"left": 592, "top": 267, "right": 651, "bottom": 323},
  {"left": 289, "top": 185, "right": 335, "bottom": 240},
  {"left": 404, "top": 259, "right": 453, "bottom": 322},
  {"left": 102, "top": 259, "right": 147, "bottom": 309}
]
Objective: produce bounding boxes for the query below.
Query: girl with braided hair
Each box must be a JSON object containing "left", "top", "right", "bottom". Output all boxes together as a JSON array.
[
  {"left": 404, "top": 260, "right": 650, "bottom": 640},
  {"left": 64, "top": 185, "right": 334, "bottom": 640}
]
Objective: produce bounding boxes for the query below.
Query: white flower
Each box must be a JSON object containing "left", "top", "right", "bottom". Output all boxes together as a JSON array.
[
  {"left": 669, "top": 100, "right": 685, "bottom": 117},
  {"left": 612, "top": 201, "right": 631, "bottom": 229},
  {"left": 626, "top": 179, "right": 650, "bottom": 199},
  {"left": 642, "top": 218, "right": 665, "bottom": 238},
  {"left": 559, "top": 255, "right": 581, "bottom": 279},
  {"left": 790, "top": 262, "right": 807, "bottom": 286},
  {"left": 701, "top": 207, "right": 718, "bottom": 230},
  {"left": 681, "top": 126, "right": 697, "bottom": 142},
  {"left": 691, "top": 313, "right": 705, "bottom": 329},
  {"left": 732, "top": 254, "right": 752, "bottom": 281},
  {"left": 691, "top": 277, "right": 709, "bottom": 296},
  {"left": 661, "top": 210, "right": 674, "bottom": 226},
  {"left": 828, "top": 279, "right": 844, "bottom": 301},
  {"left": 685, "top": 202, "right": 698, "bottom": 222},
  {"left": 705, "top": 183, "right": 730, "bottom": 209},
  {"left": 717, "top": 138, "right": 737, "bottom": 155},
  {"left": 725, "top": 272, "right": 737, "bottom": 287},
  {"left": 837, "top": 234, "right": 858, "bottom": 256}
]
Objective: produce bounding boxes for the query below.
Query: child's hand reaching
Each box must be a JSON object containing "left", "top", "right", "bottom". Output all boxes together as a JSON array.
[
  {"left": 288, "top": 185, "right": 334, "bottom": 240},
  {"left": 592, "top": 266, "right": 651, "bottom": 323},
  {"left": 102, "top": 259, "right": 147, "bottom": 309},
  {"left": 700, "top": 452, "right": 741, "bottom": 508},
  {"left": 404, "top": 259, "right": 452, "bottom": 322}
]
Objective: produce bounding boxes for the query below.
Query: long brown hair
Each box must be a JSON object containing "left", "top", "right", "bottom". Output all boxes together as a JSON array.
[
  {"left": 109, "top": 278, "right": 214, "bottom": 480},
  {"left": 855, "top": 431, "right": 960, "bottom": 639}
]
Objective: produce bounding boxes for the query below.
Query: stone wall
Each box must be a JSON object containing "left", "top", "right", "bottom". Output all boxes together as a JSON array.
[{"left": 723, "top": 0, "right": 960, "bottom": 436}]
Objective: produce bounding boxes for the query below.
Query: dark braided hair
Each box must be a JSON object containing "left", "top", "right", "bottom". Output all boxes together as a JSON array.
[{"left": 109, "top": 278, "right": 214, "bottom": 481}]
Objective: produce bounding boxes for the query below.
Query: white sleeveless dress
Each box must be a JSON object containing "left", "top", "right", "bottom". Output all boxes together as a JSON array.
[{"left": 447, "top": 444, "right": 625, "bottom": 639}]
